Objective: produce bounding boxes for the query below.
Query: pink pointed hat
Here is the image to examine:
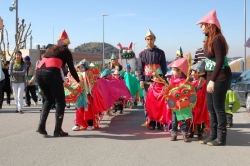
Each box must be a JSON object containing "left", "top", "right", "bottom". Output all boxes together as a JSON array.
[
  {"left": 196, "top": 9, "right": 221, "bottom": 29},
  {"left": 168, "top": 57, "right": 188, "bottom": 76}
]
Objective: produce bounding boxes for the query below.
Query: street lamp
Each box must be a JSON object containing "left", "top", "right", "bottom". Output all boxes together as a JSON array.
[
  {"left": 9, "top": 0, "right": 18, "bottom": 37},
  {"left": 102, "top": 14, "right": 108, "bottom": 68}
]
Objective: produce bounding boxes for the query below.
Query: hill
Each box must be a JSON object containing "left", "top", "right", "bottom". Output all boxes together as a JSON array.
[
  {"left": 74, "top": 42, "right": 119, "bottom": 59},
  {"left": 230, "top": 56, "right": 250, "bottom": 72}
]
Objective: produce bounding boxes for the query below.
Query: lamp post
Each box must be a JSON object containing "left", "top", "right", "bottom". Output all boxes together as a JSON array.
[
  {"left": 102, "top": 14, "right": 108, "bottom": 68},
  {"left": 30, "top": 35, "right": 33, "bottom": 49},
  {"left": 9, "top": 0, "right": 18, "bottom": 39},
  {"left": 244, "top": 0, "right": 247, "bottom": 71}
]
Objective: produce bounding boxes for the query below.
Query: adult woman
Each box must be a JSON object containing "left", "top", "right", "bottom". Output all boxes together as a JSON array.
[
  {"left": 36, "top": 30, "right": 80, "bottom": 137},
  {"left": 197, "top": 9, "right": 232, "bottom": 146},
  {"left": 9, "top": 51, "right": 27, "bottom": 114}
]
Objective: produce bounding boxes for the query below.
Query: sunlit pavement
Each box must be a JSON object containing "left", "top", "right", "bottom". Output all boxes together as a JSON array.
[{"left": 0, "top": 101, "right": 250, "bottom": 166}]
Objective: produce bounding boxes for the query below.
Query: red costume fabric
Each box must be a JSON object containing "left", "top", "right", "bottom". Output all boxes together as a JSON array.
[
  {"left": 145, "top": 82, "right": 167, "bottom": 124},
  {"left": 191, "top": 79, "right": 210, "bottom": 126}
]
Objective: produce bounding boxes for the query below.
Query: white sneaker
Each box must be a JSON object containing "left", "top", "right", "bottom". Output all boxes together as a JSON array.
[
  {"left": 34, "top": 102, "right": 37, "bottom": 106},
  {"left": 72, "top": 126, "right": 79, "bottom": 131},
  {"left": 87, "top": 126, "right": 93, "bottom": 130}
]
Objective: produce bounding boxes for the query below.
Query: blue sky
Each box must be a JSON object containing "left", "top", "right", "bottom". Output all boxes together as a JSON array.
[{"left": 1, "top": 0, "right": 249, "bottom": 61}]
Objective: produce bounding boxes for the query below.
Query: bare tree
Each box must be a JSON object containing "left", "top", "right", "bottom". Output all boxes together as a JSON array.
[{"left": 0, "top": 17, "right": 32, "bottom": 62}]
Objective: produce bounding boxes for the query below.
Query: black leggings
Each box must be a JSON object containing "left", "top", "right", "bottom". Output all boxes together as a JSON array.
[{"left": 37, "top": 69, "right": 65, "bottom": 115}]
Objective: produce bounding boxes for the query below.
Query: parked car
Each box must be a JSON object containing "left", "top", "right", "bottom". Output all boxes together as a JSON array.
[
  {"left": 231, "top": 72, "right": 242, "bottom": 86},
  {"left": 231, "top": 70, "right": 250, "bottom": 108}
]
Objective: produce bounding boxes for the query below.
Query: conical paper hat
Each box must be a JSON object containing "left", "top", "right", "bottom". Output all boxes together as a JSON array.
[
  {"left": 244, "top": 37, "right": 250, "bottom": 48},
  {"left": 57, "top": 30, "right": 71, "bottom": 46},
  {"left": 145, "top": 29, "right": 155, "bottom": 38},
  {"left": 176, "top": 46, "right": 183, "bottom": 56},
  {"left": 110, "top": 53, "right": 117, "bottom": 60},
  {"left": 101, "top": 69, "right": 111, "bottom": 78},
  {"left": 168, "top": 57, "right": 188, "bottom": 76},
  {"left": 196, "top": 9, "right": 221, "bottom": 29}
]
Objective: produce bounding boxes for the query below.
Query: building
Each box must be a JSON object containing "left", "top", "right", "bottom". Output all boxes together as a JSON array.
[{"left": 71, "top": 52, "right": 102, "bottom": 65}]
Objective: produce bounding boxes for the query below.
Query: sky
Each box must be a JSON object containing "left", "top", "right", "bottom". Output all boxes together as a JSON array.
[{"left": 0, "top": 0, "right": 249, "bottom": 61}]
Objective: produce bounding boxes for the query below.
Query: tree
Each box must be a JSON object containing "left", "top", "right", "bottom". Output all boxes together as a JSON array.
[{"left": 0, "top": 17, "right": 32, "bottom": 62}]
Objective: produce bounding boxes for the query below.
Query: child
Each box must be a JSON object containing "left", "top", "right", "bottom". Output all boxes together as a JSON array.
[
  {"left": 168, "top": 59, "right": 189, "bottom": 142},
  {"left": 188, "top": 61, "right": 209, "bottom": 139},
  {"left": 225, "top": 88, "right": 241, "bottom": 128},
  {"left": 113, "top": 70, "right": 124, "bottom": 114}
]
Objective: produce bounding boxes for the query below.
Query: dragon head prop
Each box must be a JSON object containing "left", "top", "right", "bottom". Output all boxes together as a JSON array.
[{"left": 117, "top": 42, "right": 135, "bottom": 59}]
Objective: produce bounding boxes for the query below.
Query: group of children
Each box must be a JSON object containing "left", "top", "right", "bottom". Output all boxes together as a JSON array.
[{"left": 144, "top": 51, "right": 240, "bottom": 142}]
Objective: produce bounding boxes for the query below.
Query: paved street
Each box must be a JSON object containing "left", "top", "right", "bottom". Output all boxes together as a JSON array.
[{"left": 0, "top": 101, "right": 250, "bottom": 166}]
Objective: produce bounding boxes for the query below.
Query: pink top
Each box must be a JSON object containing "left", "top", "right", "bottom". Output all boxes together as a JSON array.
[{"left": 169, "top": 75, "right": 186, "bottom": 85}]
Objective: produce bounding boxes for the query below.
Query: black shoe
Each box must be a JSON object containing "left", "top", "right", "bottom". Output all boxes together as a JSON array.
[
  {"left": 36, "top": 127, "right": 48, "bottom": 135},
  {"left": 53, "top": 114, "right": 68, "bottom": 137},
  {"left": 197, "top": 133, "right": 203, "bottom": 140},
  {"left": 37, "top": 110, "right": 49, "bottom": 136},
  {"left": 226, "top": 123, "right": 233, "bottom": 128},
  {"left": 15, "top": 110, "right": 18, "bottom": 113},
  {"left": 149, "top": 126, "right": 155, "bottom": 130},
  {"left": 199, "top": 136, "right": 216, "bottom": 144},
  {"left": 188, "top": 132, "right": 194, "bottom": 138},
  {"left": 207, "top": 129, "right": 226, "bottom": 146},
  {"left": 19, "top": 111, "right": 24, "bottom": 114}
]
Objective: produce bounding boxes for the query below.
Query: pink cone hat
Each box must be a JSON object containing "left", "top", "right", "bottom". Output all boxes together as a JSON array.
[
  {"left": 196, "top": 9, "right": 221, "bottom": 29},
  {"left": 168, "top": 57, "right": 188, "bottom": 76}
]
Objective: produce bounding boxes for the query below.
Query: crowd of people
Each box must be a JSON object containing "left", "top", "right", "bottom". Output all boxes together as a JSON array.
[{"left": 0, "top": 9, "right": 242, "bottom": 146}]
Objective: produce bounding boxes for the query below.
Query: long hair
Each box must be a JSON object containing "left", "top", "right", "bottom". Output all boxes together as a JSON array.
[
  {"left": 204, "top": 24, "right": 229, "bottom": 55},
  {"left": 14, "top": 51, "right": 24, "bottom": 64},
  {"left": 47, "top": 45, "right": 68, "bottom": 54}
]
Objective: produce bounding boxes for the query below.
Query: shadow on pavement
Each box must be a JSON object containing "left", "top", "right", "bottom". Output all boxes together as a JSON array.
[{"left": 70, "top": 108, "right": 170, "bottom": 140}]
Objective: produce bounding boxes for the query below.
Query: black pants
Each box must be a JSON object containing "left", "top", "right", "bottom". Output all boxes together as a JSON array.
[
  {"left": 25, "top": 85, "right": 38, "bottom": 106},
  {"left": 226, "top": 113, "right": 233, "bottom": 125},
  {"left": 36, "top": 69, "right": 65, "bottom": 115},
  {"left": 2, "top": 84, "right": 11, "bottom": 104},
  {"left": 206, "top": 79, "right": 230, "bottom": 132},
  {"left": 0, "top": 80, "right": 5, "bottom": 107}
]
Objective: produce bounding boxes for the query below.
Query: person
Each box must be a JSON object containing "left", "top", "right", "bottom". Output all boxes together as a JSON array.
[
  {"left": 188, "top": 61, "right": 209, "bottom": 140},
  {"left": 24, "top": 55, "right": 38, "bottom": 107},
  {"left": 197, "top": 9, "right": 232, "bottom": 146},
  {"left": 168, "top": 63, "right": 189, "bottom": 142},
  {"left": 0, "top": 62, "right": 5, "bottom": 109},
  {"left": 137, "top": 29, "right": 167, "bottom": 130},
  {"left": 2, "top": 61, "right": 11, "bottom": 106},
  {"left": 9, "top": 51, "right": 27, "bottom": 113},
  {"left": 36, "top": 30, "right": 80, "bottom": 137},
  {"left": 192, "top": 37, "right": 207, "bottom": 65},
  {"left": 225, "top": 87, "right": 241, "bottom": 128},
  {"left": 36, "top": 50, "right": 46, "bottom": 102},
  {"left": 107, "top": 54, "right": 123, "bottom": 73}
]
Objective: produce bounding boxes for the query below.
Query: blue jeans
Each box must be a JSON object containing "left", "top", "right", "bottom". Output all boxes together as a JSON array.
[{"left": 171, "top": 111, "right": 188, "bottom": 136}]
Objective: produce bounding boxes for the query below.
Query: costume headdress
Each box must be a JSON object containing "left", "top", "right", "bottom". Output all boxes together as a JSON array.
[
  {"left": 176, "top": 46, "right": 183, "bottom": 56},
  {"left": 117, "top": 43, "right": 135, "bottom": 59},
  {"left": 196, "top": 9, "right": 221, "bottom": 29},
  {"left": 57, "top": 30, "right": 71, "bottom": 46},
  {"left": 145, "top": 29, "right": 155, "bottom": 38},
  {"left": 101, "top": 69, "right": 111, "bottom": 78},
  {"left": 81, "top": 61, "right": 90, "bottom": 70},
  {"left": 110, "top": 53, "right": 118, "bottom": 60}
]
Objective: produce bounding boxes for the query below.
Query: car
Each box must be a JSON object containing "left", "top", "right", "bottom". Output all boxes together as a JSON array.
[
  {"left": 231, "top": 72, "right": 242, "bottom": 86},
  {"left": 231, "top": 70, "right": 250, "bottom": 108}
]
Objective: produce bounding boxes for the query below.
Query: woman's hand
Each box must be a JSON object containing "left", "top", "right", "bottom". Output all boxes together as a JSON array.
[{"left": 206, "top": 80, "right": 215, "bottom": 93}]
